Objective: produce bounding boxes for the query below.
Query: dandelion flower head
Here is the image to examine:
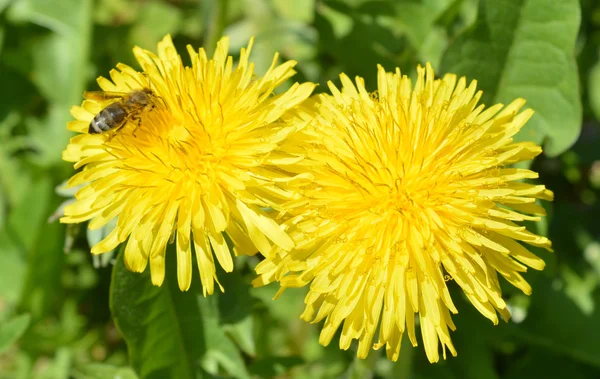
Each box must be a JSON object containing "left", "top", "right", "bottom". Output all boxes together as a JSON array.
[
  {"left": 61, "top": 35, "right": 315, "bottom": 293},
  {"left": 254, "top": 64, "right": 553, "bottom": 362}
]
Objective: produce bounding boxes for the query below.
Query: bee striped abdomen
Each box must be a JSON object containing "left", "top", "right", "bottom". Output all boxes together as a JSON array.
[{"left": 89, "top": 103, "right": 128, "bottom": 134}]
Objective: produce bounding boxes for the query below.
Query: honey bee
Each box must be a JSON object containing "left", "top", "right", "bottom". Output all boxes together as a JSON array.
[{"left": 84, "top": 88, "right": 159, "bottom": 135}]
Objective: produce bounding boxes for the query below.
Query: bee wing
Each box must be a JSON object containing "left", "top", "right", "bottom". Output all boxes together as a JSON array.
[{"left": 83, "top": 91, "right": 129, "bottom": 101}]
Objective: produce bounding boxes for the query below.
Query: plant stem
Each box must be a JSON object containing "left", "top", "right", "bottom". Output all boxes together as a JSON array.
[{"left": 205, "top": 0, "right": 229, "bottom": 53}]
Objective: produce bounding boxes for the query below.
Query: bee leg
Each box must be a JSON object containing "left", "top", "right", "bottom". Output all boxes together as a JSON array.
[
  {"left": 106, "top": 121, "right": 128, "bottom": 143},
  {"left": 131, "top": 115, "right": 143, "bottom": 137},
  {"left": 106, "top": 130, "right": 118, "bottom": 143}
]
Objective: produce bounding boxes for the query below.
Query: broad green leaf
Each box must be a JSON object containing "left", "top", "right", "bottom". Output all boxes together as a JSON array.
[
  {"left": 0, "top": 313, "right": 31, "bottom": 353},
  {"left": 110, "top": 250, "right": 251, "bottom": 379},
  {"left": 441, "top": 0, "right": 581, "bottom": 156},
  {"left": 393, "top": 2, "right": 439, "bottom": 49}
]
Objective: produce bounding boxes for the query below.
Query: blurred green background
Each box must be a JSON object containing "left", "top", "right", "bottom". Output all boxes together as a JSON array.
[{"left": 1, "top": 0, "right": 600, "bottom": 378}]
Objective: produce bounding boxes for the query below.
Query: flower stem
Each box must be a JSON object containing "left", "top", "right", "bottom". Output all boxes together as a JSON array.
[
  {"left": 391, "top": 333, "right": 415, "bottom": 379},
  {"left": 205, "top": 0, "right": 229, "bottom": 53}
]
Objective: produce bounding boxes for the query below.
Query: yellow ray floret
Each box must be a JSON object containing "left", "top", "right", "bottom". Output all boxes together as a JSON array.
[
  {"left": 61, "top": 35, "right": 315, "bottom": 294},
  {"left": 254, "top": 63, "right": 552, "bottom": 363}
]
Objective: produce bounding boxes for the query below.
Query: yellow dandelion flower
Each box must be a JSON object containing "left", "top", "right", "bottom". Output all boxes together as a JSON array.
[
  {"left": 61, "top": 35, "right": 315, "bottom": 294},
  {"left": 254, "top": 63, "right": 553, "bottom": 362}
]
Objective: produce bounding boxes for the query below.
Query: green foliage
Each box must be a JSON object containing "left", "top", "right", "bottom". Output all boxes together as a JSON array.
[
  {"left": 442, "top": 0, "right": 582, "bottom": 157},
  {"left": 1, "top": 0, "right": 599, "bottom": 378},
  {"left": 110, "top": 250, "right": 250, "bottom": 379},
  {"left": 0, "top": 314, "right": 30, "bottom": 354}
]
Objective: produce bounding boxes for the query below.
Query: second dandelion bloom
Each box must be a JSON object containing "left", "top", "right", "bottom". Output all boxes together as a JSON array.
[
  {"left": 61, "top": 35, "right": 315, "bottom": 293},
  {"left": 255, "top": 64, "right": 553, "bottom": 362}
]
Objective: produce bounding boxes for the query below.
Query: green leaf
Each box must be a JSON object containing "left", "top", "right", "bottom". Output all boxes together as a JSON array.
[
  {"left": 0, "top": 0, "right": 11, "bottom": 13},
  {"left": 74, "top": 363, "right": 138, "bottom": 379},
  {"left": 248, "top": 356, "right": 305, "bottom": 378},
  {"left": 217, "top": 269, "right": 256, "bottom": 356},
  {"left": 503, "top": 350, "right": 597, "bottom": 379},
  {"left": 0, "top": 175, "right": 56, "bottom": 313},
  {"left": 0, "top": 24, "right": 4, "bottom": 55},
  {"left": 0, "top": 114, "right": 33, "bottom": 218},
  {"left": 411, "top": 290, "right": 502, "bottom": 379},
  {"left": 7, "top": 0, "right": 92, "bottom": 166},
  {"left": 588, "top": 59, "right": 600, "bottom": 121},
  {"left": 272, "top": 0, "right": 315, "bottom": 23},
  {"left": 0, "top": 229, "right": 27, "bottom": 308},
  {"left": 0, "top": 313, "right": 31, "bottom": 353},
  {"left": 6, "top": 175, "right": 52, "bottom": 252},
  {"left": 345, "top": 351, "right": 380, "bottom": 379},
  {"left": 34, "top": 347, "right": 73, "bottom": 379},
  {"left": 10, "top": 175, "right": 66, "bottom": 318},
  {"left": 8, "top": 0, "right": 92, "bottom": 105},
  {"left": 441, "top": 0, "right": 581, "bottom": 156},
  {"left": 87, "top": 218, "right": 117, "bottom": 268},
  {"left": 94, "top": 0, "right": 141, "bottom": 26},
  {"left": 509, "top": 275, "right": 600, "bottom": 367},
  {"left": 226, "top": 0, "right": 318, "bottom": 81},
  {"left": 110, "top": 250, "right": 251, "bottom": 379},
  {"left": 128, "top": 0, "right": 182, "bottom": 50}
]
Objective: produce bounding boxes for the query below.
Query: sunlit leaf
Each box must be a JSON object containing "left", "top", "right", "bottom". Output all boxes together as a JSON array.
[{"left": 442, "top": 0, "right": 581, "bottom": 156}]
